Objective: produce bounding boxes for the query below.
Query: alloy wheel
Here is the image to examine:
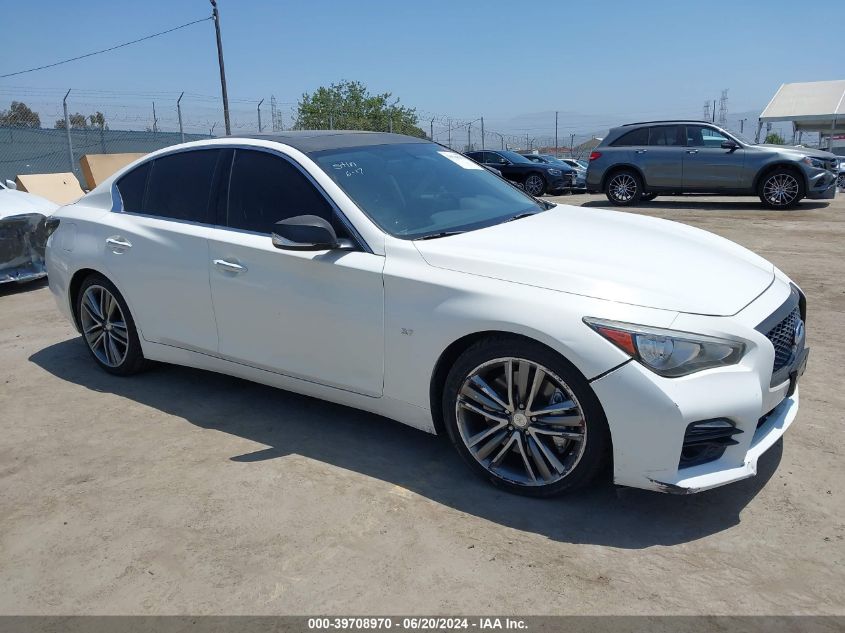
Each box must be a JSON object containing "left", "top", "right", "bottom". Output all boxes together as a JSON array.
[
  {"left": 763, "top": 173, "right": 799, "bottom": 206},
  {"left": 524, "top": 174, "right": 545, "bottom": 196},
  {"left": 80, "top": 285, "right": 129, "bottom": 368},
  {"left": 837, "top": 173, "right": 845, "bottom": 190},
  {"left": 455, "top": 357, "right": 587, "bottom": 487},
  {"left": 608, "top": 173, "right": 637, "bottom": 202}
]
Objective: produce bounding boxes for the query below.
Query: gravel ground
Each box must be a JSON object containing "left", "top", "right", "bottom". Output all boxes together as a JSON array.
[{"left": 0, "top": 193, "right": 843, "bottom": 615}]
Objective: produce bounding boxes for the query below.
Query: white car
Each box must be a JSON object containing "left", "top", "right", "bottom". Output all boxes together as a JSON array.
[
  {"left": 45, "top": 132, "right": 808, "bottom": 496},
  {"left": 0, "top": 181, "right": 59, "bottom": 284}
]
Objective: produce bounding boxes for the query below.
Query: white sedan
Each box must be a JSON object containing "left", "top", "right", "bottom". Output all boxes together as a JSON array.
[
  {"left": 45, "top": 132, "right": 808, "bottom": 496},
  {"left": 0, "top": 181, "right": 58, "bottom": 284}
]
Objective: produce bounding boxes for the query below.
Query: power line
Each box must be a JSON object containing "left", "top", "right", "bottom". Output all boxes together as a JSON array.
[{"left": 0, "top": 16, "right": 213, "bottom": 79}]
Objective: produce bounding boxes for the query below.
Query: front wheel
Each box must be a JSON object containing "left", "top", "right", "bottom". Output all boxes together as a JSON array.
[
  {"left": 523, "top": 173, "right": 547, "bottom": 197},
  {"left": 442, "top": 337, "right": 611, "bottom": 497},
  {"left": 758, "top": 169, "right": 805, "bottom": 209},
  {"left": 605, "top": 170, "right": 642, "bottom": 206}
]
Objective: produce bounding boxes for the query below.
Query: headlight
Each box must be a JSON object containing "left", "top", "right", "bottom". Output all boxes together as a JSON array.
[
  {"left": 583, "top": 318, "right": 745, "bottom": 377},
  {"left": 547, "top": 168, "right": 562, "bottom": 176},
  {"left": 802, "top": 156, "right": 825, "bottom": 169}
]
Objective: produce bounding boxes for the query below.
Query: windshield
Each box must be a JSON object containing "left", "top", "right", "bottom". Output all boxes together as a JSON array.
[{"left": 312, "top": 143, "right": 544, "bottom": 239}]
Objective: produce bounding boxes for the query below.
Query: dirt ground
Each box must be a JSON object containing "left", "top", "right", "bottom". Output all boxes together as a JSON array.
[{"left": 1, "top": 193, "right": 843, "bottom": 615}]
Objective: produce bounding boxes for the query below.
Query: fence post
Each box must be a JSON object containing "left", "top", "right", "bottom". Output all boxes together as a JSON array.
[
  {"left": 467, "top": 123, "right": 471, "bottom": 152},
  {"left": 177, "top": 92, "right": 185, "bottom": 143},
  {"left": 447, "top": 119, "right": 451, "bottom": 148},
  {"left": 389, "top": 115, "right": 393, "bottom": 133},
  {"left": 257, "top": 98, "right": 264, "bottom": 133},
  {"left": 430, "top": 118, "right": 434, "bottom": 141},
  {"left": 481, "top": 117, "right": 485, "bottom": 150},
  {"left": 62, "top": 89, "right": 74, "bottom": 174},
  {"left": 329, "top": 110, "right": 333, "bottom": 130}
]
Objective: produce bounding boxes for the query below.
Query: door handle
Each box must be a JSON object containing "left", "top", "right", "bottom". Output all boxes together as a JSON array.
[
  {"left": 213, "top": 259, "right": 247, "bottom": 273},
  {"left": 105, "top": 236, "right": 132, "bottom": 250},
  {"left": 686, "top": 149, "right": 699, "bottom": 154},
  {"left": 634, "top": 149, "right": 648, "bottom": 154}
]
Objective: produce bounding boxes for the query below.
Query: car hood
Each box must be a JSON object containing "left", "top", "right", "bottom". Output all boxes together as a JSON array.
[
  {"left": 414, "top": 205, "right": 775, "bottom": 316},
  {"left": 757, "top": 144, "right": 838, "bottom": 160},
  {"left": 0, "top": 189, "right": 59, "bottom": 219}
]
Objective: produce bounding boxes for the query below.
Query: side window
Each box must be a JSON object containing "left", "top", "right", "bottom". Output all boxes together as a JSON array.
[
  {"left": 227, "top": 149, "right": 345, "bottom": 236},
  {"left": 686, "top": 125, "right": 730, "bottom": 147},
  {"left": 465, "top": 152, "right": 483, "bottom": 162},
  {"left": 648, "top": 126, "right": 684, "bottom": 147},
  {"left": 611, "top": 127, "right": 649, "bottom": 146},
  {"left": 145, "top": 150, "right": 221, "bottom": 222},
  {"left": 485, "top": 152, "right": 507, "bottom": 165},
  {"left": 115, "top": 161, "right": 151, "bottom": 212}
]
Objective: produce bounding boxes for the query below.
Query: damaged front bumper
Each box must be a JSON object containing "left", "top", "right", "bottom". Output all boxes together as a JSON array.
[{"left": 0, "top": 213, "right": 49, "bottom": 284}]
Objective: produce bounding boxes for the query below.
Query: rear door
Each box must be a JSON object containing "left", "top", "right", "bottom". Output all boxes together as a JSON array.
[
  {"left": 206, "top": 148, "right": 385, "bottom": 396},
  {"left": 104, "top": 149, "right": 225, "bottom": 354},
  {"left": 682, "top": 125, "right": 745, "bottom": 190},
  {"left": 640, "top": 125, "right": 685, "bottom": 188}
]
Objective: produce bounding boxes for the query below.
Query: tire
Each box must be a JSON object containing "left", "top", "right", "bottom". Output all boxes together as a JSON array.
[
  {"left": 76, "top": 273, "right": 147, "bottom": 376},
  {"left": 758, "top": 168, "right": 805, "bottom": 209},
  {"left": 640, "top": 192, "right": 658, "bottom": 202},
  {"left": 604, "top": 169, "right": 642, "bottom": 206},
  {"left": 442, "top": 336, "right": 611, "bottom": 497},
  {"left": 523, "top": 172, "right": 547, "bottom": 197}
]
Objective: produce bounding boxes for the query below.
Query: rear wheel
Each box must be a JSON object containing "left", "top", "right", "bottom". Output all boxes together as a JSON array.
[
  {"left": 442, "top": 337, "right": 610, "bottom": 497},
  {"left": 77, "top": 274, "right": 147, "bottom": 376},
  {"left": 523, "top": 173, "right": 547, "bottom": 197},
  {"left": 758, "top": 169, "right": 805, "bottom": 209},
  {"left": 605, "top": 169, "right": 642, "bottom": 206}
]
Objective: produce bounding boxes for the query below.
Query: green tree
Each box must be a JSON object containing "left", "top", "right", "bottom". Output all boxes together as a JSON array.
[
  {"left": 294, "top": 80, "right": 425, "bottom": 137},
  {"left": 55, "top": 111, "right": 108, "bottom": 130},
  {"left": 764, "top": 132, "right": 785, "bottom": 145},
  {"left": 0, "top": 101, "right": 41, "bottom": 128}
]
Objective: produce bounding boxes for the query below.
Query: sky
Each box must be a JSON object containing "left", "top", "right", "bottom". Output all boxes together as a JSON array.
[{"left": 1, "top": 0, "right": 842, "bottom": 142}]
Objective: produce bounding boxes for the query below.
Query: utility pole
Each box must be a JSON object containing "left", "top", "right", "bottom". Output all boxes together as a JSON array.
[
  {"left": 210, "top": 0, "right": 231, "bottom": 135},
  {"left": 177, "top": 92, "right": 185, "bottom": 143},
  {"left": 257, "top": 98, "right": 264, "bottom": 133},
  {"left": 62, "top": 89, "right": 73, "bottom": 173},
  {"left": 152, "top": 101, "right": 158, "bottom": 133},
  {"left": 554, "top": 111, "right": 558, "bottom": 157},
  {"left": 481, "top": 116, "right": 485, "bottom": 150}
]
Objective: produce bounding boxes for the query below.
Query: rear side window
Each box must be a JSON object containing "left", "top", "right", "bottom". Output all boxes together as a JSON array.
[
  {"left": 115, "top": 161, "right": 151, "bottom": 212},
  {"left": 648, "top": 126, "right": 683, "bottom": 146},
  {"left": 611, "top": 128, "right": 649, "bottom": 146},
  {"left": 144, "top": 150, "right": 221, "bottom": 223},
  {"left": 227, "top": 149, "right": 343, "bottom": 235}
]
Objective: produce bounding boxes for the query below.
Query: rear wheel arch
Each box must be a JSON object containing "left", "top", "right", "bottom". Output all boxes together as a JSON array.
[{"left": 601, "top": 164, "right": 647, "bottom": 191}]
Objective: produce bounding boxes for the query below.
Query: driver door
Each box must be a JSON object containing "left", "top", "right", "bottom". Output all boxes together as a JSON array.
[{"left": 206, "top": 148, "right": 385, "bottom": 396}]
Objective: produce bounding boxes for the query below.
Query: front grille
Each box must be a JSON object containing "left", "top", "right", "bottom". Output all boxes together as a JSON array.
[{"left": 766, "top": 307, "right": 801, "bottom": 372}]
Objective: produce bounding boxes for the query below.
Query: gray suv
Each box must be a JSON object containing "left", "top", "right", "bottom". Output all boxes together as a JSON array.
[{"left": 586, "top": 120, "right": 839, "bottom": 209}]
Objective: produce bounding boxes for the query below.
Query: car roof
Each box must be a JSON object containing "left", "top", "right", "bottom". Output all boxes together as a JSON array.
[
  {"left": 621, "top": 120, "right": 713, "bottom": 127},
  {"left": 241, "top": 130, "right": 429, "bottom": 153}
]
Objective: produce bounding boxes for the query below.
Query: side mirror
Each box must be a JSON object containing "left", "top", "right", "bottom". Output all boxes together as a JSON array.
[
  {"left": 271, "top": 215, "right": 339, "bottom": 251},
  {"left": 721, "top": 140, "right": 739, "bottom": 151}
]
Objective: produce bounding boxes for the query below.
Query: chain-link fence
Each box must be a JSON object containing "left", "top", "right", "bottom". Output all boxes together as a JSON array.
[{"left": 0, "top": 88, "right": 805, "bottom": 186}]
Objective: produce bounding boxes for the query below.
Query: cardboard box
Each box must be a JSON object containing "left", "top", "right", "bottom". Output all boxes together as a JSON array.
[{"left": 15, "top": 173, "right": 85, "bottom": 205}]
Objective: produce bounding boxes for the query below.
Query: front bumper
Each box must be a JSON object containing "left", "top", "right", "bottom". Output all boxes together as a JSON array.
[{"left": 590, "top": 277, "right": 806, "bottom": 494}]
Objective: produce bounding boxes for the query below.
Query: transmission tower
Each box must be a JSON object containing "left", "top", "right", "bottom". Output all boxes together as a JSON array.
[
  {"left": 270, "top": 95, "right": 284, "bottom": 131},
  {"left": 703, "top": 101, "right": 711, "bottom": 121},
  {"left": 717, "top": 89, "right": 728, "bottom": 129}
]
